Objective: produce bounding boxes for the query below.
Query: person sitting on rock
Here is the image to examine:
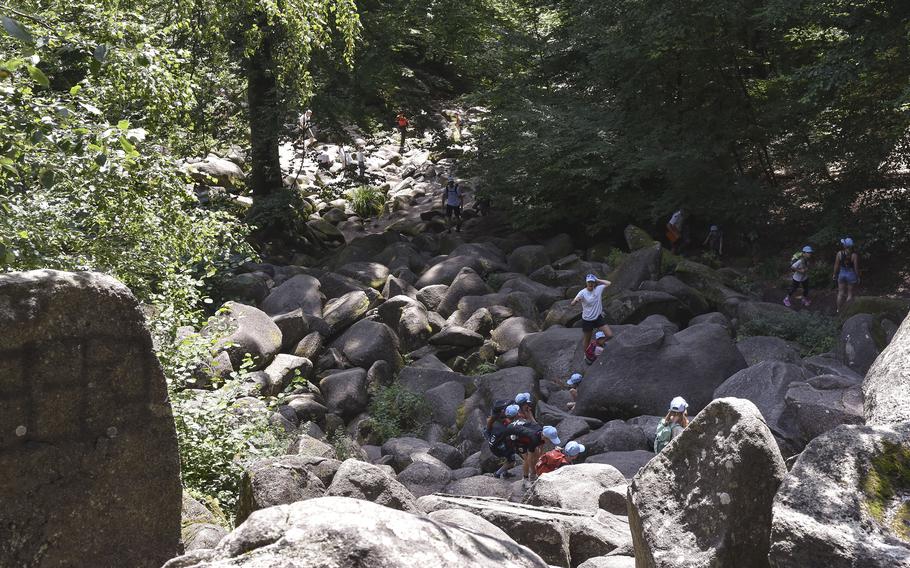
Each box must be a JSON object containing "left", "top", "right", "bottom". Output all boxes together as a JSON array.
[
  {"left": 566, "top": 373, "right": 583, "bottom": 410},
  {"left": 584, "top": 331, "right": 608, "bottom": 365},
  {"left": 654, "top": 397, "right": 689, "bottom": 453},
  {"left": 488, "top": 403, "right": 520, "bottom": 479},
  {"left": 535, "top": 440, "right": 586, "bottom": 476},
  {"left": 571, "top": 273, "right": 613, "bottom": 349}
]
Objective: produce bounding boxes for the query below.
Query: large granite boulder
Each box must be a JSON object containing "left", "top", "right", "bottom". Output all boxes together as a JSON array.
[
  {"left": 181, "top": 492, "right": 228, "bottom": 552},
  {"left": 319, "top": 368, "right": 369, "bottom": 420},
  {"left": 778, "top": 374, "right": 864, "bottom": 450},
  {"left": 418, "top": 494, "right": 632, "bottom": 568},
  {"left": 235, "top": 456, "right": 327, "bottom": 524},
  {"left": 837, "top": 313, "right": 887, "bottom": 375},
  {"left": 500, "top": 276, "right": 564, "bottom": 312},
  {"left": 574, "top": 323, "right": 746, "bottom": 419},
  {"left": 586, "top": 451, "right": 654, "bottom": 480},
  {"left": 769, "top": 423, "right": 910, "bottom": 567},
  {"left": 576, "top": 421, "right": 650, "bottom": 455},
  {"left": 207, "top": 301, "right": 283, "bottom": 370},
  {"left": 864, "top": 313, "right": 910, "bottom": 426},
  {"left": 325, "top": 459, "right": 420, "bottom": 513},
  {"left": 322, "top": 290, "right": 371, "bottom": 335},
  {"left": 428, "top": 508, "right": 515, "bottom": 543},
  {"left": 639, "top": 275, "right": 711, "bottom": 319},
  {"left": 736, "top": 336, "right": 801, "bottom": 366},
  {"left": 260, "top": 273, "right": 322, "bottom": 317},
  {"left": 0, "top": 270, "right": 181, "bottom": 568},
  {"left": 416, "top": 255, "right": 486, "bottom": 288},
  {"left": 608, "top": 243, "right": 661, "bottom": 292},
  {"left": 492, "top": 317, "right": 541, "bottom": 353},
  {"left": 163, "top": 497, "right": 549, "bottom": 568},
  {"left": 397, "top": 456, "right": 453, "bottom": 497},
  {"left": 331, "top": 319, "right": 402, "bottom": 370},
  {"left": 509, "top": 245, "right": 550, "bottom": 274},
  {"left": 628, "top": 398, "right": 787, "bottom": 568},
  {"left": 603, "top": 290, "right": 691, "bottom": 326},
  {"left": 518, "top": 326, "right": 583, "bottom": 385},
  {"left": 525, "top": 464, "right": 626, "bottom": 513},
  {"left": 337, "top": 261, "right": 390, "bottom": 289},
  {"left": 437, "top": 267, "right": 493, "bottom": 317}
]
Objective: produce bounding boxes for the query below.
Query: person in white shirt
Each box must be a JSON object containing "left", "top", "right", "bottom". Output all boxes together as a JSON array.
[
  {"left": 667, "top": 208, "right": 685, "bottom": 254},
  {"left": 784, "top": 245, "right": 813, "bottom": 308},
  {"left": 570, "top": 274, "right": 613, "bottom": 349}
]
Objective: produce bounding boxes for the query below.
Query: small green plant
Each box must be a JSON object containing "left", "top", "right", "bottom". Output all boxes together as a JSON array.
[
  {"left": 368, "top": 382, "right": 430, "bottom": 442},
  {"left": 739, "top": 311, "right": 837, "bottom": 356},
  {"left": 349, "top": 185, "right": 385, "bottom": 219},
  {"left": 468, "top": 362, "right": 498, "bottom": 376},
  {"left": 605, "top": 248, "right": 628, "bottom": 270},
  {"left": 328, "top": 429, "right": 360, "bottom": 461},
  {"left": 862, "top": 441, "right": 910, "bottom": 542}
]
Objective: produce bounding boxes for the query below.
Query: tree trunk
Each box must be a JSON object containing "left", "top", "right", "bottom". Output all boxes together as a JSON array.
[{"left": 246, "top": 23, "right": 282, "bottom": 197}]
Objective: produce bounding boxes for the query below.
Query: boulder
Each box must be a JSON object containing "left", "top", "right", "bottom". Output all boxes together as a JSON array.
[
  {"left": 428, "top": 508, "right": 515, "bottom": 543},
  {"left": 640, "top": 275, "right": 710, "bottom": 318},
  {"left": 261, "top": 354, "right": 312, "bottom": 396},
  {"left": 518, "top": 326, "right": 583, "bottom": 385},
  {"left": 425, "top": 381, "right": 466, "bottom": 428},
  {"left": 381, "top": 436, "right": 433, "bottom": 472},
  {"left": 437, "top": 268, "right": 493, "bottom": 317},
  {"left": 525, "top": 463, "right": 626, "bottom": 512},
  {"left": 864, "top": 313, "right": 910, "bottom": 426},
  {"left": 444, "top": 475, "right": 517, "bottom": 499},
  {"left": 462, "top": 307, "right": 494, "bottom": 336},
  {"left": 326, "top": 459, "right": 420, "bottom": 513},
  {"left": 508, "top": 245, "right": 550, "bottom": 275},
  {"left": 292, "top": 331, "right": 324, "bottom": 360},
  {"left": 181, "top": 493, "right": 228, "bottom": 552},
  {"left": 608, "top": 243, "right": 661, "bottom": 292},
  {"left": 429, "top": 326, "right": 484, "bottom": 348},
  {"left": 628, "top": 398, "right": 787, "bottom": 568},
  {"left": 492, "top": 317, "right": 541, "bottom": 353},
  {"left": 778, "top": 374, "right": 864, "bottom": 449},
  {"left": 428, "top": 442, "right": 465, "bottom": 470},
  {"left": 416, "top": 256, "right": 486, "bottom": 288},
  {"left": 397, "top": 458, "right": 453, "bottom": 497},
  {"left": 623, "top": 225, "right": 658, "bottom": 251},
  {"left": 271, "top": 309, "right": 309, "bottom": 352},
  {"left": 398, "top": 304, "right": 433, "bottom": 353},
  {"left": 293, "top": 432, "right": 337, "bottom": 459},
  {"left": 837, "top": 313, "right": 887, "bottom": 375},
  {"left": 574, "top": 323, "right": 746, "bottom": 419},
  {"left": 838, "top": 296, "right": 910, "bottom": 323},
  {"left": 544, "top": 233, "right": 575, "bottom": 260},
  {"left": 577, "top": 421, "right": 650, "bottom": 455},
  {"left": 186, "top": 155, "right": 244, "bottom": 188},
  {"left": 418, "top": 494, "right": 632, "bottom": 568},
  {"left": 383, "top": 274, "right": 418, "bottom": 300},
  {"left": 544, "top": 300, "right": 583, "bottom": 329},
  {"left": 366, "top": 359, "right": 394, "bottom": 388},
  {"left": 450, "top": 242, "right": 509, "bottom": 273},
  {"left": 235, "top": 456, "right": 327, "bottom": 524},
  {"left": 768, "top": 423, "right": 910, "bottom": 567},
  {"left": 337, "top": 261, "right": 390, "bottom": 289},
  {"left": 736, "top": 335, "right": 801, "bottom": 366},
  {"left": 501, "top": 276, "right": 564, "bottom": 312},
  {"left": 322, "top": 290, "right": 371, "bottom": 335},
  {"left": 319, "top": 368, "right": 369, "bottom": 421},
  {"left": 586, "top": 451, "right": 654, "bottom": 479},
  {"left": 164, "top": 497, "right": 549, "bottom": 568},
  {"left": 260, "top": 274, "right": 322, "bottom": 317},
  {"left": 603, "top": 290, "right": 691, "bottom": 326},
  {"left": 578, "top": 557, "right": 636, "bottom": 568},
  {"left": 417, "top": 284, "right": 449, "bottom": 311},
  {"left": 208, "top": 301, "right": 283, "bottom": 370},
  {"left": 220, "top": 272, "right": 270, "bottom": 305},
  {"left": 0, "top": 270, "right": 181, "bottom": 568},
  {"left": 472, "top": 367, "right": 537, "bottom": 416},
  {"left": 689, "top": 311, "right": 732, "bottom": 332},
  {"left": 803, "top": 353, "right": 863, "bottom": 382},
  {"left": 331, "top": 319, "right": 402, "bottom": 370}
]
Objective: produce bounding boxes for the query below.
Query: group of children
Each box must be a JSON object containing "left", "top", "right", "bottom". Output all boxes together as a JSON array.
[
  {"left": 783, "top": 237, "right": 862, "bottom": 313},
  {"left": 485, "top": 392, "right": 586, "bottom": 484}
]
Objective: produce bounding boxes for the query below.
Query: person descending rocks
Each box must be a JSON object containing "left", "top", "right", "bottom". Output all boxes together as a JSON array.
[
  {"left": 395, "top": 111, "right": 409, "bottom": 148},
  {"left": 783, "top": 245, "right": 813, "bottom": 308},
  {"left": 703, "top": 225, "right": 724, "bottom": 257},
  {"left": 298, "top": 108, "right": 315, "bottom": 146},
  {"left": 505, "top": 419, "right": 560, "bottom": 485},
  {"left": 666, "top": 207, "right": 686, "bottom": 254},
  {"left": 566, "top": 373, "right": 583, "bottom": 411},
  {"left": 515, "top": 392, "right": 537, "bottom": 423},
  {"left": 584, "top": 330, "right": 608, "bottom": 365},
  {"left": 487, "top": 402, "right": 520, "bottom": 479},
  {"left": 441, "top": 176, "right": 463, "bottom": 233},
  {"left": 535, "top": 441, "right": 586, "bottom": 476},
  {"left": 654, "top": 396, "right": 689, "bottom": 453},
  {"left": 833, "top": 237, "right": 860, "bottom": 313},
  {"left": 571, "top": 273, "right": 613, "bottom": 350}
]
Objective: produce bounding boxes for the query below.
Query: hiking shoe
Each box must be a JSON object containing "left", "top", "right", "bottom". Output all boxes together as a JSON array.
[
  {"left": 493, "top": 471, "right": 505, "bottom": 479},
  {"left": 802, "top": 298, "right": 811, "bottom": 306},
  {"left": 783, "top": 297, "right": 792, "bottom": 307}
]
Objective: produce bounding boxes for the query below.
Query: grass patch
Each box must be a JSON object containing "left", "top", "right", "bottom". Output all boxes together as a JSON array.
[
  {"left": 367, "top": 382, "right": 430, "bottom": 443},
  {"left": 349, "top": 185, "right": 385, "bottom": 219},
  {"left": 862, "top": 440, "right": 910, "bottom": 542},
  {"left": 739, "top": 311, "right": 837, "bottom": 356}
]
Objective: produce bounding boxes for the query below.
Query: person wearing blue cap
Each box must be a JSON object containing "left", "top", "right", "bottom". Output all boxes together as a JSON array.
[
  {"left": 504, "top": 420, "right": 560, "bottom": 484},
  {"left": 784, "top": 245, "right": 814, "bottom": 308},
  {"left": 536, "top": 440, "right": 586, "bottom": 476},
  {"left": 515, "top": 392, "right": 537, "bottom": 424},
  {"left": 566, "top": 373, "right": 583, "bottom": 410},
  {"left": 571, "top": 273, "right": 613, "bottom": 350},
  {"left": 833, "top": 237, "right": 860, "bottom": 313},
  {"left": 488, "top": 404, "right": 520, "bottom": 479}
]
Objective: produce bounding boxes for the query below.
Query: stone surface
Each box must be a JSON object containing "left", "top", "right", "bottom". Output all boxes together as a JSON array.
[
  {"left": 779, "top": 374, "right": 864, "bottom": 450},
  {"left": 381, "top": 436, "right": 434, "bottom": 472},
  {"left": 164, "top": 497, "right": 549, "bottom": 568},
  {"left": 509, "top": 245, "right": 551, "bottom": 274},
  {"left": 416, "top": 255, "right": 486, "bottom": 288},
  {"left": 261, "top": 354, "right": 312, "bottom": 396},
  {"left": 397, "top": 458, "right": 452, "bottom": 497},
  {"left": 437, "top": 267, "right": 493, "bottom": 317},
  {"left": 331, "top": 319, "right": 402, "bottom": 370},
  {"left": 864, "top": 313, "right": 910, "bottom": 426},
  {"left": 586, "top": 451, "right": 654, "bottom": 479},
  {"left": 0, "top": 270, "right": 181, "bottom": 568},
  {"left": 837, "top": 313, "right": 887, "bottom": 375},
  {"left": 603, "top": 290, "right": 690, "bottom": 326},
  {"left": 768, "top": 423, "right": 910, "bottom": 568},
  {"left": 322, "top": 290, "right": 371, "bottom": 335},
  {"left": 260, "top": 274, "right": 322, "bottom": 317},
  {"left": 428, "top": 508, "right": 516, "bottom": 543},
  {"left": 525, "top": 463, "right": 627, "bottom": 513},
  {"left": 577, "top": 421, "right": 650, "bottom": 455},
  {"left": 208, "top": 301, "right": 283, "bottom": 370},
  {"left": 578, "top": 557, "right": 636, "bottom": 568},
  {"left": 492, "top": 316, "right": 541, "bottom": 353},
  {"left": 181, "top": 492, "right": 228, "bottom": 552},
  {"left": 627, "top": 398, "right": 787, "bottom": 568},
  {"left": 319, "top": 368, "right": 369, "bottom": 421},
  {"left": 235, "top": 456, "right": 327, "bottom": 524},
  {"left": 325, "top": 459, "right": 421, "bottom": 513},
  {"left": 736, "top": 336, "right": 801, "bottom": 366}
]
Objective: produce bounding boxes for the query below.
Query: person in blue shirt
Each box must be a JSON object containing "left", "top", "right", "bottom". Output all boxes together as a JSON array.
[{"left": 441, "top": 177, "right": 463, "bottom": 233}]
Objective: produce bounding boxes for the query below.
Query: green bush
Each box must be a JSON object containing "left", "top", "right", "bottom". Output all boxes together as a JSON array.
[
  {"left": 368, "top": 382, "right": 430, "bottom": 442},
  {"left": 740, "top": 311, "right": 838, "bottom": 356},
  {"left": 349, "top": 185, "right": 385, "bottom": 219}
]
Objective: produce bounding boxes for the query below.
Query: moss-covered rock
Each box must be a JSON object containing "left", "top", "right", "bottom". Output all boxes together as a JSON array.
[
  {"left": 623, "top": 224, "right": 659, "bottom": 251},
  {"left": 839, "top": 296, "right": 910, "bottom": 324},
  {"left": 863, "top": 440, "right": 910, "bottom": 542}
]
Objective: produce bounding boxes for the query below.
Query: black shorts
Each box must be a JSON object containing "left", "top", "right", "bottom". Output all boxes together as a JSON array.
[
  {"left": 445, "top": 205, "right": 462, "bottom": 218},
  {"left": 581, "top": 314, "right": 606, "bottom": 331}
]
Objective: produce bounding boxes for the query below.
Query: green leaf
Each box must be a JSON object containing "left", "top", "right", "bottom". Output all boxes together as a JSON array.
[
  {"left": 117, "top": 119, "right": 130, "bottom": 130},
  {"left": 93, "top": 44, "right": 109, "bottom": 63},
  {"left": 119, "top": 136, "right": 137, "bottom": 154},
  {"left": 80, "top": 102, "right": 102, "bottom": 115},
  {"left": 1, "top": 16, "right": 34, "bottom": 45},
  {"left": 39, "top": 169, "right": 54, "bottom": 188},
  {"left": 69, "top": 84, "right": 81, "bottom": 96},
  {"left": 26, "top": 65, "right": 49, "bottom": 87}
]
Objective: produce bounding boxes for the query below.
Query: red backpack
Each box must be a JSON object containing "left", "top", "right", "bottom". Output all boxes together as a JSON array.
[{"left": 536, "top": 449, "right": 570, "bottom": 476}]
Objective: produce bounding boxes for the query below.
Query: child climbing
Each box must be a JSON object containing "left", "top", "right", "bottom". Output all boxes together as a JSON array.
[
  {"left": 566, "top": 373, "right": 583, "bottom": 411},
  {"left": 585, "top": 331, "right": 608, "bottom": 365},
  {"left": 571, "top": 274, "right": 613, "bottom": 350},
  {"left": 535, "top": 441, "right": 586, "bottom": 476},
  {"left": 783, "top": 245, "right": 813, "bottom": 308}
]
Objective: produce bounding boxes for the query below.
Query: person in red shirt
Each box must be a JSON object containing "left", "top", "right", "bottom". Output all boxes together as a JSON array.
[
  {"left": 536, "top": 441, "right": 586, "bottom": 476},
  {"left": 395, "top": 111, "right": 409, "bottom": 148}
]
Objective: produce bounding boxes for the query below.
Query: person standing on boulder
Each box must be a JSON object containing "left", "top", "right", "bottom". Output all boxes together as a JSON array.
[
  {"left": 654, "top": 397, "right": 689, "bottom": 453},
  {"left": 667, "top": 208, "right": 686, "bottom": 254},
  {"left": 783, "top": 245, "right": 813, "bottom": 308},
  {"left": 833, "top": 237, "right": 860, "bottom": 313},
  {"left": 396, "top": 111, "right": 409, "bottom": 148},
  {"left": 571, "top": 274, "right": 613, "bottom": 349},
  {"left": 441, "top": 177, "right": 463, "bottom": 233}
]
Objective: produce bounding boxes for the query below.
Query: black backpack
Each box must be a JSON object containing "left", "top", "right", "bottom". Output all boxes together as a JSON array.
[{"left": 491, "top": 399, "right": 512, "bottom": 417}]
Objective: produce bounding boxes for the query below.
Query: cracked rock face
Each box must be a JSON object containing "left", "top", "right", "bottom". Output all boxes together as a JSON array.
[{"left": 0, "top": 270, "right": 181, "bottom": 568}]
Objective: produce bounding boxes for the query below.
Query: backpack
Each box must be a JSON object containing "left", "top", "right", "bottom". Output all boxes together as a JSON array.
[
  {"left": 507, "top": 422, "right": 543, "bottom": 452},
  {"left": 486, "top": 421, "right": 513, "bottom": 458},
  {"left": 654, "top": 420, "right": 674, "bottom": 453},
  {"left": 491, "top": 399, "right": 512, "bottom": 418},
  {"left": 535, "top": 449, "right": 570, "bottom": 476}
]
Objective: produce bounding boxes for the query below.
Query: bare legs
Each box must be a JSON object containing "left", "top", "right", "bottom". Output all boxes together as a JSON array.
[{"left": 836, "top": 281, "right": 855, "bottom": 313}]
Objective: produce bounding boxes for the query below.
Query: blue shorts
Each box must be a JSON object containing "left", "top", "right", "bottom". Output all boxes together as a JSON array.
[{"left": 838, "top": 269, "right": 858, "bottom": 284}]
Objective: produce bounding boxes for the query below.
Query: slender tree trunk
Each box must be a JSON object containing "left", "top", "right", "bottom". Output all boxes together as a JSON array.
[{"left": 247, "top": 23, "right": 282, "bottom": 197}]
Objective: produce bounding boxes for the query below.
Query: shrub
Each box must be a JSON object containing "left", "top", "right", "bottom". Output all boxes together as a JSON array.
[
  {"left": 328, "top": 430, "right": 360, "bottom": 461},
  {"left": 739, "top": 311, "right": 837, "bottom": 356},
  {"left": 349, "top": 185, "right": 385, "bottom": 219},
  {"left": 368, "top": 382, "right": 430, "bottom": 442}
]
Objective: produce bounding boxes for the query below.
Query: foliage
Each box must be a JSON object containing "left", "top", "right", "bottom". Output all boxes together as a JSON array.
[
  {"left": 367, "top": 382, "right": 430, "bottom": 442},
  {"left": 739, "top": 311, "right": 837, "bottom": 356},
  {"left": 862, "top": 440, "right": 910, "bottom": 541},
  {"left": 327, "top": 429, "right": 360, "bottom": 461},
  {"left": 468, "top": 362, "right": 498, "bottom": 376},
  {"left": 348, "top": 184, "right": 385, "bottom": 218}
]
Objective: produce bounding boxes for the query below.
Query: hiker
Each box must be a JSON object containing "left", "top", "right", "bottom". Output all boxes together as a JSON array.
[
  {"left": 667, "top": 208, "right": 685, "bottom": 254},
  {"left": 316, "top": 146, "right": 333, "bottom": 170},
  {"left": 441, "top": 177, "right": 463, "bottom": 233},
  {"left": 584, "top": 331, "right": 608, "bottom": 365},
  {"left": 833, "top": 237, "right": 860, "bottom": 313},
  {"left": 486, "top": 402, "right": 520, "bottom": 479},
  {"left": 535, "top": 441, "right": 586, "bottom": 476},
  {"left": 571, "top": 274, "right": 613, "bottom": 349},
  {"left": 654, "top": 397, "right": 689, "bottom": 453},
  {"left": 566, "top": 373, "right": 582, "bottom": 410},
  {"left": 505, "top": 421, "right": 560, "bottom": 484},
  {"left": 396, "top": 111, "right": 409, "bottom": 147},
  {"left": 703, "top": 225, "right": 723, "bottom": 257},
  {"left": 355, "top": 139, "right": 367, "bottom": 180},
  {"left": 298, "top": 109, "right": 315, "bottom": 146},
  {"left": 515, "top": 392, "right": 537, "bottom": 423},
  {"left": 783, "top": 245, "right": 813, "bottom": 308}
]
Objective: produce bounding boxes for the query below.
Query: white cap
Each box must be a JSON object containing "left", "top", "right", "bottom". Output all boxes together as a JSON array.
[
  {"left": 670, "top": 396, "right": 688, "bottom": 413},
  {"left": 710, "top": 225, "right": 719, "bottom": 231},
  {"left": 585, "top": 274, "right": 597, "bottom": 282},
  {"left": 841, "top": 237, "right": 854, "bottom": 247},
  {"left": 505, "top": 405, "right": 520, "bottom": 417},
  {"left": 542, "top": 426, "right": 560, "bottom": 445},
  {"left": 567, "top": 373, "right": 583, "bottom": 386},
  {"left": 564, "top": 441, "right": 585, "bottom": 456},
  {"left": 594, "top": 331, "right": 607, "bottom": 340}
]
